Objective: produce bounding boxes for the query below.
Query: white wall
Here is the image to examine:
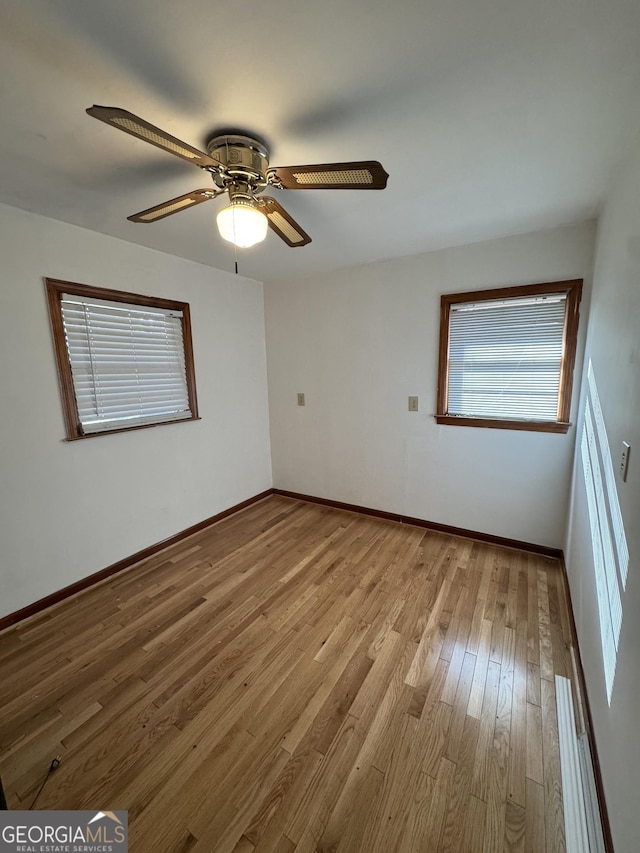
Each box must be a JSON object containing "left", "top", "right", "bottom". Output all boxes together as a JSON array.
[
  {"left": 0, "top": 204, "right": 272, "bottom": 620},
  {"left": 565, "top": 137, "right": 640, "bottom": 852},
  {"left": 265, "top": 222, "right": 595, "bottom": 549}
]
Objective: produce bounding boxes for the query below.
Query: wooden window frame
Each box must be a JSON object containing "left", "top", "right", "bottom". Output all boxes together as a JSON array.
[
  {"left": 46, "top": 278, "right": 200, "bottom": 440},
  {"left": 435, "top": 279, "right": 583, "bottom": 433}
]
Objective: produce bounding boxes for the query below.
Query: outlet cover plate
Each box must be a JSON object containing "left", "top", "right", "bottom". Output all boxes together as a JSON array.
[{"left": 621, "top": 441, "right": 630, "bottom": 482}]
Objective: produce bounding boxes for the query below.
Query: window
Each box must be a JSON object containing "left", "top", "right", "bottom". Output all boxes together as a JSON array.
[
  {"left": 436, "top": 279, "right": 582, "bottom": 433},
  {"left": 46, "top": 279, "right": 199, "bottom": 439}
]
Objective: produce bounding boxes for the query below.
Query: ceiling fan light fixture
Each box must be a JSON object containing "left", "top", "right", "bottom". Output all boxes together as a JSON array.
[{"left": 216, "top": 199, "right": 268, "bottom": 248}]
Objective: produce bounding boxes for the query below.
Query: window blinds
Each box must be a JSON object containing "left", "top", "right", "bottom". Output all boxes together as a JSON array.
[
  {"left": 447, "top": 293, "right": 568, "bottom": 421},
  {"left": 61, "top": 294, "right": 192, "bottom": 434}
]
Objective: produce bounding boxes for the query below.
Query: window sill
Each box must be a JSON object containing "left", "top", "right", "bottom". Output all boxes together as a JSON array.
[
  {"left": 64, "top": 415, "right": 202, "bottom": 441},
  {"left": 434, "top": 415, "right": 571, "bottom": 434}
]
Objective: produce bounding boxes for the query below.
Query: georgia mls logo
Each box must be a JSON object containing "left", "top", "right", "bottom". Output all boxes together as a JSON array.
[
  {"left": 88, "top": 811, "right": 123, "bottom": 829},
  {"left": 0, "top": 809, "right": 128, "bottom": 852}
]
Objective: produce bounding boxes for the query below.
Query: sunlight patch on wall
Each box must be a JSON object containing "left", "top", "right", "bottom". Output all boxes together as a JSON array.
[
  {"left": 587, "top": 362, "right": 629, "bottom": 586},
  {"left": 580, "top": 360, "right": 627, "bottom": 703}
]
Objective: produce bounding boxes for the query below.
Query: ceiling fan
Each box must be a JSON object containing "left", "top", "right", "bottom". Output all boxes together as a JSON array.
[{"left": 86, "top": 106, "right": 389, "bottom": 249}]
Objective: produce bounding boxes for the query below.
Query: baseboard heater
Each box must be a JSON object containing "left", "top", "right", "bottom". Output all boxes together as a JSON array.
[{"left": 555, "top": 675, "right": 606, "bottom": 852}]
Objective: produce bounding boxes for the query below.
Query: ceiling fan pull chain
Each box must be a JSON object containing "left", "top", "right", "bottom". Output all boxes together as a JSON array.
[{"left": 226, "top": 134, "right": 239, "bottom": 274}]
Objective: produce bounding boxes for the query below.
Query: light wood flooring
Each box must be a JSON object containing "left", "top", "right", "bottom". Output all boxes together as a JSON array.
[{"left": 0, "top": 496, "right": 575, "bottom": 852}]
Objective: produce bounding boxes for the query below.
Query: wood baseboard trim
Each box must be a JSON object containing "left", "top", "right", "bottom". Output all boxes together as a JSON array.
[
  {"left": 272, "top": 489, "right": 563, "bottom": 558},
  {"left": 0, "top": 489, "right": 275, "bottom": 633},
  {"left": 558, "top": 557, "right": 615, "bottom": 853},
  {"left": 1, "top": 486, "right": 562, "bottom": 632}
]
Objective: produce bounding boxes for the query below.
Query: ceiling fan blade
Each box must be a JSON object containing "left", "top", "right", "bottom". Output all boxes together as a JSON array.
[
  {"left": 257, "top": 197, "right": 311, "bottom": 247},
  {"left": 267, "top": 160, "right": 388, "bottom": 190},
  {"left": 87, "top": 105, "right": 222, "bottom": 171},
  {"left": 128, "top": 189, "right": 217, "bottom": 223}
]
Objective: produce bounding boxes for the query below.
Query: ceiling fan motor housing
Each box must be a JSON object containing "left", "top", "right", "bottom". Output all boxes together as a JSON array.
[{"left": 207, "top": 135, "right": 269, "bottom": 192}]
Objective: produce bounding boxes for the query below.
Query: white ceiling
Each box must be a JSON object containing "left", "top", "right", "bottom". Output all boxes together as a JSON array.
[{"left": 1, "top": 0, "right": 639, "bottom": 282}]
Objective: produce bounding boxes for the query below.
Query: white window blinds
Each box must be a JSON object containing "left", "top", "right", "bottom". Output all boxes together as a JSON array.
[
  {"left": 61, "top": 294, "right": 193, "bottom": 434},
  {"left": 447, "top": 293, "right": 568, "bottom": 421}
]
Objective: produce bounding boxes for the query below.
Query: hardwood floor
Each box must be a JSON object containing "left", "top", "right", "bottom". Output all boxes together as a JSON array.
[{"left": 0, "top": 496, "right": 574, "bottom": 852}]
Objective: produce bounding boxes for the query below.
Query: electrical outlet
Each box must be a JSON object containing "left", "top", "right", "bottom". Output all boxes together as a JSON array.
[
  {"left": 620, "top": 441, "right": 630, "bottom": 482},
  {"left": 297, "top": 393, "right": 305, "bottom": 407},
  {"left": 408, "top": 396, "right": 419, "bottom": 412}
]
